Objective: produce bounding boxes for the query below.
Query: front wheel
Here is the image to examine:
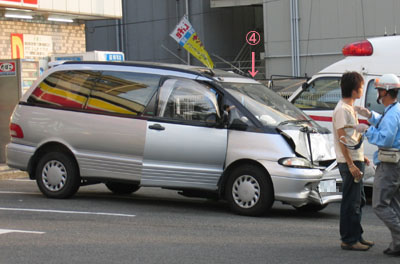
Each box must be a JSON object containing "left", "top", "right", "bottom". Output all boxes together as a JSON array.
[
  {"left": 225, "top": 165, "right": 274, "bottom": 216},
  {"left": 35, "top": 152, "right": 80, "bottom": 199},
  {"left": 293, "top": 204, "right": 328, "bottom": 212}
]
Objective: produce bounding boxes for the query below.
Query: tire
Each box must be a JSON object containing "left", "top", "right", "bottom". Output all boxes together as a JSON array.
[
  {"left": 293, "top": 204, "right": 328, "bottom": 212},
  {"left": 105, "top": 182, "right": 140, "bottom": 195},
  {"left": 225, "top": 165, "right": 274, "bottom": 216},
  {"left": 35, "top": 152, "right": 80, "bottom": 199}
]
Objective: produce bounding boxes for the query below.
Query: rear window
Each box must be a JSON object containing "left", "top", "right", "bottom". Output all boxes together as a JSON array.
[
  {"left": 28, "top": 70, "right": 160, "bottom": 116},
  {"left": 27, "top": 70, "right": 98, "bottom": 109}
]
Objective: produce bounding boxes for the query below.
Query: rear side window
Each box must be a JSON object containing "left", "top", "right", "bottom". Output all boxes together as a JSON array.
[
  {"left": 27, "top": 70, "right": 99, "bottom": 109},
  {"left": 88, "top": 71, "right": 160, "bottom": 116},
  {"left": 28, "top": 70, "right": 160, "bottom": 116},
  {"left": 292, "top": 77, "right": 341, "bottom": 110}
]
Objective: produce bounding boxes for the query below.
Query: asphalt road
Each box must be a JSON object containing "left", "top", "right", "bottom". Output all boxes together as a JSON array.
[{"left": 0, "top": 178, "right": 398, "bottom": 264}]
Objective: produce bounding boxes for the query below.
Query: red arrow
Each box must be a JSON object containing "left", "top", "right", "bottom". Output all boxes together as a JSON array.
[{"left": 248, "top": 52, "right": 258, "bottom": 78}]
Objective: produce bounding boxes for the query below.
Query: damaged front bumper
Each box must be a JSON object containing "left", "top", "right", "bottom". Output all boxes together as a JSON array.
[
  {"left": 265, "top": 159, "right": 342, "bottom": 208},
  {"left": 299, "top": 160, "right": 342, "bottom": 207}
]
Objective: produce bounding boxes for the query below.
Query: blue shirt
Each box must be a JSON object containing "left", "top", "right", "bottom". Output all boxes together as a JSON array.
[{"left": 365, "top": 102, "right": 400, "bottom": 165}]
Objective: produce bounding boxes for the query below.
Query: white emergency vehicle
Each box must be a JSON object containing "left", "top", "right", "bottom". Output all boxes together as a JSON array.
[{"left": 288, "top": 35, "right": 400, "bottom": 187}]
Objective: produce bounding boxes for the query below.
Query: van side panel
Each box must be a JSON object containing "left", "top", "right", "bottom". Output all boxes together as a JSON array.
[
  {"left": 142, "top": 122, "right": 227, "bottom": 190},
  {"left": 12, "top": 105, "right": 146, "bottom": 181},
  {"left": 225, "top": 131, "right": 294, "bottom": 167}
]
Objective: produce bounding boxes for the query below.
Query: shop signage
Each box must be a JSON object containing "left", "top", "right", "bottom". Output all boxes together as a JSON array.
[
  {"left": 0, "top": 62, "right": 16, "bottom": 77},
  {"left": 170, "top": 15, "right": 214, "bottom": 69},
  {"left": 11, "top": 33, "right": 24, "bottom": 59},
  {"left": 23, "top": 34, "right": 53, "bottom": 58},
  {"left": 54, "top": 56, "right": 83, "bottom": 61},
  {"left": 105, "top": 53, "right": 124, "bottom": 61},
  {"left": 0, "top": 0, "right": 38, "bottom": 8},
  {"left": 11, "top": 33, "right": 53, "bottom": 59}
]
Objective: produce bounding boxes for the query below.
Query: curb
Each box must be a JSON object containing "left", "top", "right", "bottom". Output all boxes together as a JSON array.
[
  {"left": 0, "top": 170, "right": 28, "bottom": 180},
  {"left": 0, "top": 165, "right": 29, "bottom": 180}
]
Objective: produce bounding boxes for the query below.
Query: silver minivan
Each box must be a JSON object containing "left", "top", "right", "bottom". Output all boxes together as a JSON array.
[{"left": 6, "top": 61, "right": 341, "bottom": 216}]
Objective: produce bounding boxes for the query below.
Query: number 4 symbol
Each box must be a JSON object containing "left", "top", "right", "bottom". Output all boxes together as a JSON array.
[{"left": 246, "top": 31, "right": 261, "bottom": 46}]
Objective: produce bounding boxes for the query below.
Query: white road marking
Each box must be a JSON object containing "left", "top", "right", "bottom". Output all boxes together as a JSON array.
[
  {"left": 0, "top": 228, "right": 44, "bottom": 235},
  {"left": 0, "top": 191, "right": 39, "bottom": 195},
  {"left": 7, "top": 179, "right": 32, "bottom": 182},
  {"left": 0, "top": 207, "right": 136, "bottom": 218}
]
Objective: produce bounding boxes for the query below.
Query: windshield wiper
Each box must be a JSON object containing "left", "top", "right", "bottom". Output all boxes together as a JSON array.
[{"left": 278, "top": 119, "right": 311, "bottom": 127}]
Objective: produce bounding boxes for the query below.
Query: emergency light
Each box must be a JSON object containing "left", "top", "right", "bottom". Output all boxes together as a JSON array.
[{"left": 342, "top": 40, "right": 373, "bottom": 56}]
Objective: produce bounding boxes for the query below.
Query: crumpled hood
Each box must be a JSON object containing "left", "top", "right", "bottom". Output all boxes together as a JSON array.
[{"left": 281, "top": 128, "right": 336, "bottom": 162}]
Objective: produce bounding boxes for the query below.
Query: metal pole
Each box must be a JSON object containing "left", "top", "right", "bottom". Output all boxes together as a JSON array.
[
  {"left": 121, "top": 0, "right": 127, "bottom": 58},
  {"left": 295, "top": 0, "right": 300, "bottom": 76},
  {"left": 115, "top": 20, "right": 120, "bottom": 52},
  {"left": 186, "top": 0, "right": 190, "bottom": 65},
  {"left": 263, "top": 1, "right": 268, "bottom": 77},
  {"left": 290, "top": 0, "right": 295, "bottom": 76},
  {"left": 161, "top": 45, "right": 187, "bottom": 64}
]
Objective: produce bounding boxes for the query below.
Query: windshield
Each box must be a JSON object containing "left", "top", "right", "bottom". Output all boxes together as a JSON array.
[{"left": 222, "top": 82, "right": 320, "bottom": 128}]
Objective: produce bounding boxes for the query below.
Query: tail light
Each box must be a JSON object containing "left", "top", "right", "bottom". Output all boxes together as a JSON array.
[
  {"left": 10, "top": 123, "right": 24, "bottom": 138},
  {"left": 342, "top": 40, "right": 373, "bottom": 56}
]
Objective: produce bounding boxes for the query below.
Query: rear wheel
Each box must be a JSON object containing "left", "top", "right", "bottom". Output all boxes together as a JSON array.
[
  {"left": 225, "top": 165, "right": 274, "bottom": 216},
  {"left": 35, "top": 152, "right": 80, "bottom": 198},
  {"left": 105, "top": 182, "right": 140, "bottom": 195}
]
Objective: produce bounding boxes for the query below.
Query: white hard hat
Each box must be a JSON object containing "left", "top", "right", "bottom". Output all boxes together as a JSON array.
[{"left": 375, "top": 74, "right": 400, "bottom": 90}]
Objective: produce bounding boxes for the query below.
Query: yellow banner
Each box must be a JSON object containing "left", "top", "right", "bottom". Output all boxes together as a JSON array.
[{"left": 170, "top": 16, "right": 214, "bottom": 69}]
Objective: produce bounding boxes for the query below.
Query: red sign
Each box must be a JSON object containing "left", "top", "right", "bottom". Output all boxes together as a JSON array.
[
  {"left": 0, "top": 62, "right": 16, "bottom": 76},
  {"left": 23, "top": 0, "right": 37, "bottom": 5},
  {"left": 0, "top": 0, "right": 38, "bottom": 7},
  {"left": 11, "top": 33, "right": 24, "bottom": 59}
]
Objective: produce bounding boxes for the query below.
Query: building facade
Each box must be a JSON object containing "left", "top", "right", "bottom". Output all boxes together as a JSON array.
[
  {"left": 0, "top": 0, "right": 122, "bottom": 163},
  {"left": 86, "top": 0, "right": 262, "bottom": 74},
  {"left": 87, "top": 0, "right": 400, "bottom": 79}
]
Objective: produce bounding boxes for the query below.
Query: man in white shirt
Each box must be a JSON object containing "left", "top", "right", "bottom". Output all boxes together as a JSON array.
[{"left": 332, "top": 71, "right": 373, "bottom": 251}]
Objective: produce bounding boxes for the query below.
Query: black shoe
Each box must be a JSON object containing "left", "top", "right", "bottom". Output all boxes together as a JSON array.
[
  {"left": 359, "top": 238, "right": 374, "bottom": 247},
  {"left": 383, "top": 248, "right": 400, "bottom": 256}
]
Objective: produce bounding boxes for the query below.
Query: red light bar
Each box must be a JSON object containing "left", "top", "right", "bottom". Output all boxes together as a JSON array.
[
  {"left": 10, "top": 123, "right": 24, "bottom": 138},
  {"left": 342, "top": 40, "right": 373, "bottom": 56}
]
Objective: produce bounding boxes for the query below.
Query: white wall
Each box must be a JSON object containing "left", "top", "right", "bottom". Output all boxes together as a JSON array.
[
  {"left": 38, "top": 0, "right": 122, "bottom": 18},
  {"left": 264, "top": 0, "right": 400, "bottom": 78}
]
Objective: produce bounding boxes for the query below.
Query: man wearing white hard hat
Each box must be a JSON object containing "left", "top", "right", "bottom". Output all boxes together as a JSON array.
[{"left": 354, "top": 73, "right": 400, "bottom": 257}]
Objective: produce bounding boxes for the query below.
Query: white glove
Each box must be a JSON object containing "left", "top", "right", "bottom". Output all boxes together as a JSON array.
[
  {"left": 353, "top": 123, "right": 369, "bottom": 133},
  {"left": 354, "top": 106, "right": 371, "bottom": 118}
]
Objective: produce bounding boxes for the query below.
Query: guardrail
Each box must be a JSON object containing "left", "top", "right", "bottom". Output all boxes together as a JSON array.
[{"left": 213, "top": 59, "right": 266, "bottom": 79}]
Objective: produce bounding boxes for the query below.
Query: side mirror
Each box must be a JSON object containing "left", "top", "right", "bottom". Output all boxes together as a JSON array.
[
  {"left": 217, "top": 110, "right": 229, "bottom": 128},
  {"left": 302, "top": 82, "right": 309, "bottom": 91},
  {"left": 228, "top": 118, "right": 248, "bottom": 131},
  {"left": 267, "top": 80, "right": 273, "bottom": 89}
]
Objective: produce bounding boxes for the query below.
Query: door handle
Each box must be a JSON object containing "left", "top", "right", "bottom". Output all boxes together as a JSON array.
[{"left": 149, "top": 124, "right": 165, "bottom": 131}]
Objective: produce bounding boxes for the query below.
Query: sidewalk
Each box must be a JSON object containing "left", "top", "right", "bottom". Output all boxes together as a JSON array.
[{"left": 0, "top": 164, "right": 28, "bottom": 180}]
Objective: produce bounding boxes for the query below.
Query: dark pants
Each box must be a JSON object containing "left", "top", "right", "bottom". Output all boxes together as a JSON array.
[
  {"left": 373, "top": 161, "right": 400, "bottom": 251},
  {"left": 338, "top": 161, "right": 366, "bottom": 245}
]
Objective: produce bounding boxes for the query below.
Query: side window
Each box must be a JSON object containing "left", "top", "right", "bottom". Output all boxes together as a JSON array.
[
  {"left": 365, "top": 79, "right": 385, "bottom": 114},
  {"left": 27, "top": 70, "right": 99, "bottom": 109},
  {"left": 87, "top": 71, "right": 160, "bottom": 116},
  {"left": 157, "top": 79, "right": 220, "bottom": 124},
  {"left": 223, "top": 98, "right": 256, "bottom": 129},
  {"left": 292, "top": 77, "right": 341, "bottom": 110}
]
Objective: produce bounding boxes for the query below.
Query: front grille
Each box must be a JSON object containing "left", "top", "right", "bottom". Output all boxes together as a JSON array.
[{"left": 318, "top": 159, "right": 336, "bottom": 168}]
